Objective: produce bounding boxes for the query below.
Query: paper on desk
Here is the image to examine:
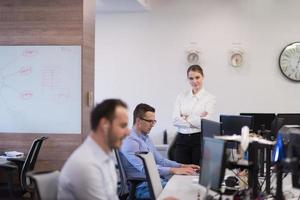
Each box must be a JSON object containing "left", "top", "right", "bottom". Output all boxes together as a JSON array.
[{"left": 4, "top": 151, "right": 24, "bottom": 157}]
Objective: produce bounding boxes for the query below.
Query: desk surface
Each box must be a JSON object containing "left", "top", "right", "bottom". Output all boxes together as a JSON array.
[
  {"left": 158, "top": 175, "right": 201, "bottom": 200},
  {"left": 158, "top": 175, "right": 233, "bottom": 200}
]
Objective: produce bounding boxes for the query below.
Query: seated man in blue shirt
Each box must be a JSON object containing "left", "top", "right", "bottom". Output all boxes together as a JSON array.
[{"left": 121, "top": 103, "right": 200, "bottom": 199}]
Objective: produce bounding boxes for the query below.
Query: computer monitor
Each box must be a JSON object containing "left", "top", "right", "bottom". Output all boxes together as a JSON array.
[
  {"left": 201, "top": 119, "right": 222, "bottom": 138},
  {"left": 199, "top": 137, "right": 226, "bottom": 192},
  {"left": 240, "top": 113, "right": 276, "bottom": 132},
  {"left": 220, "top": 115, "right": 253, "bottom": 135},
  {"left": 270, "top": 117, "right": 285, "bottom": 139},
  {"left": 277, "top": 113, "right": 300, "bottom": 126},
  {"left": 285, "top": 127, "right": 300, "bottom": 189}
]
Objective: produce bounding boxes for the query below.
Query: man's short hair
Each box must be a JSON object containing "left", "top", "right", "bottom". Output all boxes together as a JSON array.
[
  {"left": 90, "top": 99, "right": 127, "bottom": 131},
  {"left": 133, "top": 103, "right": 155, "bottom": 124}
]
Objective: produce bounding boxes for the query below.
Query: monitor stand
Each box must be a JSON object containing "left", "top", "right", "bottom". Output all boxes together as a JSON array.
[{"left": 276, "top": 163, "right": 284, "bottom": 200}]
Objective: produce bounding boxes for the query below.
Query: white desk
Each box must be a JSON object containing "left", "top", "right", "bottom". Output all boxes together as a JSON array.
[
  {"left": 157, "top": 175, "right": 202, "bottom": 200},
  {"left": 158, "top": 175, "right": 233, "bottom": 200},
  {"left": 158, "top": 175, "right": 232, "bottom": 200}
]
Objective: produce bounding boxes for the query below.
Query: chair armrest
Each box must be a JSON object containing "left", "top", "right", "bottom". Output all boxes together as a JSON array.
[
  {"left": 127, "top": 178, "right": 146, "bottom": 190},
  {"left": 0, "top": 162, "right": 18, "bottom": 171},
  {"left": 126, "top": 178, "right": 146, "bottom": 199},
  {"left": 7, "top": 157, "right": 25, "bottom": 163},
  {"left": 127, "top": 177, "right": 146, "bottom": 182},
  {"left": 26, "top": 170, "right": 55, "bottom": 178},
  {"left": 7, "top": 157, "right": 25, "bottom": 169}
]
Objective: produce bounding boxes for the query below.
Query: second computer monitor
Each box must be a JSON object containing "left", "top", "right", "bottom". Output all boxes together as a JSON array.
[
  {"left": 199, "top": 137, "right": 226, "bottom": 192},
  {"left": 286, "top": 127, "right": 300, "bottom": 189},
  {"left": 277, "top": 113, "right": 300, "bottom": 126},
  {"left": 220, "top": 115, "right": 253, "bottom": 135},
  {"left": 201, "top": 119, "right": 222, "bottom": 138},
  {"left": 240, "top": 113, "right": 276, "bottom": 132}
]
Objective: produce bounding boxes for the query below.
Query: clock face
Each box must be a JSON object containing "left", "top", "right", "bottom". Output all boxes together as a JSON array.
[
  {"left": 279, "top": 42, "right": 300, "bottom": 82},
  {"left": 230, "top": 53, "right": 243, "bottom": 67},
  {"left": 187, "top": 52, "right": 199, "bottom": 64}
]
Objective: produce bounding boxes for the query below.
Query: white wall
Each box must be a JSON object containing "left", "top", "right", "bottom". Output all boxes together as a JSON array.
[{"left": 95, "top": 0, "right": 300, "bottom": 144}]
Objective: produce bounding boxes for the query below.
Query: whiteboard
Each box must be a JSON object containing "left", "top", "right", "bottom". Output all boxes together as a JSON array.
[{"left": 0, "top": 46, "right": 81, "bottom": 134}]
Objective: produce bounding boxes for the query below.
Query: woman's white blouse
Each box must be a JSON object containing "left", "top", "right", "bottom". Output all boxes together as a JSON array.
[{"left": 172, "top": 88, "right": 216, "bottom": 134}]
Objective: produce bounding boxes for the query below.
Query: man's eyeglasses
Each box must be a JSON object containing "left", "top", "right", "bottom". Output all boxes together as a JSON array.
[{"left": 140, "top": 118, "right": 157, "bottom": 125}]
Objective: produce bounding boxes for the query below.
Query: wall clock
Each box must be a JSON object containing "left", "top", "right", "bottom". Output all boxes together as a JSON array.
[
  {"left": 229, "top": 49, "right": 244, "bottom": 67},
  {"left": 186, "top": 50, "right": 200, "bottom": 65},
  {"left": 279, "top": 42, "right": 300, "bottom": 82}
]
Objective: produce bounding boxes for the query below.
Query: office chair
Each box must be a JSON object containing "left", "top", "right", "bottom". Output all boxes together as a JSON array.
[
  {"left": 27, "top": 170, "right": 60, "bottom": 200},
  {"left": 0, "top": 136, "right": 48, "bottom": 198},
  {"left": 136, "top": 152, "right": 163, "bottom": 200},
  {"left": 114, "top": 150, "right": 145, "bottom": 200}
]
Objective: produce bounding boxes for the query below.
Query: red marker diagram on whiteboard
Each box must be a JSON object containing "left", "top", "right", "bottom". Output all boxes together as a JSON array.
[
  {"left": 42, "top": 66, "right": 60, "bottom": 89},
  {"left": 20, "top": 91, "right": 33, "bottom": 100},
  {"left": 0, "top": 45, "right": 81, "bottom": 133},
  {"left": 0, "top": 63, "right": 33, "bottom": 104},
  {"left": 19, "top": 66, "right": 32, "bottom": 76},
  {"left": 22, "top": 49, "right": 38, "bottom": 57}
]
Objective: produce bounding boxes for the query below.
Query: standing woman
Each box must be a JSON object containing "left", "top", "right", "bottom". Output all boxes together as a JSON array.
[{"left": 172, "top": 65, "right": 216, "bottom": 165}]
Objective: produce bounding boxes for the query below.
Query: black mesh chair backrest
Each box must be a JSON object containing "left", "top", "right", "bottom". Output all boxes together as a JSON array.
[
  {"left": 114, "top": 149, "right": 129, "bottom": 197},
  {"left": 20, "top": 136, "right": 48, "bottom": 191},
  {"left": 115, "top": 150, "right": 146, "bottom": 200}
]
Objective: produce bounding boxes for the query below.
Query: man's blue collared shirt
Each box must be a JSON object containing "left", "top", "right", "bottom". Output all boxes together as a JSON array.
[{"left": 120, "top": 128, "right": 181, "bottom": 179}]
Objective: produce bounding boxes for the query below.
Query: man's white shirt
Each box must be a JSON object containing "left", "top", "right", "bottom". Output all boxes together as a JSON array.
[{"left": 57, "top": 136, "right": 118, "bottom": 200}]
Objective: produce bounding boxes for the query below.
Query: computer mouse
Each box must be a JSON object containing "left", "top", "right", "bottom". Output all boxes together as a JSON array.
[{"left": 225, "top": 176, "right": 239, "bottom": 187}]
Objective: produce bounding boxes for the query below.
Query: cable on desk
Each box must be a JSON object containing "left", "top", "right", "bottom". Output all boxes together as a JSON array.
[
  {"left": 229, "top": 169, "right": 248, "bottom": 186},
  {"left": 230, "top": 149, "right": 235, "bottom": 161},
  {"left": 258, "top": 170, "right": 275, "bottom": 192}
]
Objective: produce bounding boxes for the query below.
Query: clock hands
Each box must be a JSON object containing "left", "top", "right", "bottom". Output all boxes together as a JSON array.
[
  {"left": 296, "top": 56, "right": 300, "bottom": 69},
  {"left": 292, "top": 56, "right": 300, "bottom": 79}
]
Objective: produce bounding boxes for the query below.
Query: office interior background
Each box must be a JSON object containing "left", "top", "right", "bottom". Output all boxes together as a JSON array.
[
  {"left": 0, "top": 0, "right": 299, "bottom": 199},
  {"left": 95, "top": 0, "right": 300, "bottom": 144}
]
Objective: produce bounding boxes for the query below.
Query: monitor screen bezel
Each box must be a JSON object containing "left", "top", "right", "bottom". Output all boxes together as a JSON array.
[
  {"left": 240, "top": 113, "right": 276, "bottom": 131},
  {"left": 220, "top": 115, "right": 253, "bottom": 136},
  {"left": 199, "top": 137, "right": 226, "bottom": 192}
]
